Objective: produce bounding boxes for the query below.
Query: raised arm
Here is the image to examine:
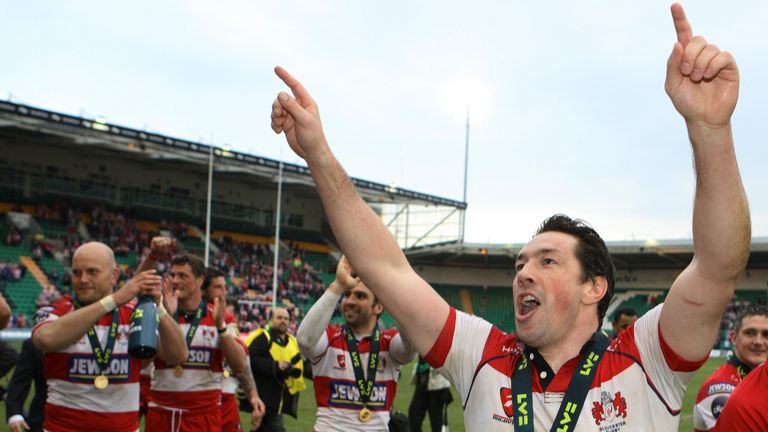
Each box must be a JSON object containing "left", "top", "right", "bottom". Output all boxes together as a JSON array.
[
  {"left": 213, "top": 296, "right": 247, "bottom": 375},
  {"left": 135, "top": 237, "right": 176, "bottom": 273},
  {"left": 659, "top": 3, "right": 750, "bottom": 361},
  {"left": 296, "top": 255, "right": 356, "bottom": 357},
  {"left": 155, "top": 278, "right": 188, "bottom": 365},
  {"left": 271, "top": 68, "right": 449, "bottom": 354}
]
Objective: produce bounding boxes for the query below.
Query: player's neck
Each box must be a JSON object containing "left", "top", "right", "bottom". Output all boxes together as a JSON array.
[
  {"left": 179, "top": 291, "right": 203, "bottom": 312},
  {"left": 536, "top": 318, "right": 599, "bottom": 374},
  {"left": 348, "top": 318, "right": 377, "bottom": 338}
]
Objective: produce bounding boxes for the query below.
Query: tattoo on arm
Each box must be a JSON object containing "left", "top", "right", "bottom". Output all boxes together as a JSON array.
[{"left": 238, "top": 362, "right": 258, "bottom": 397}]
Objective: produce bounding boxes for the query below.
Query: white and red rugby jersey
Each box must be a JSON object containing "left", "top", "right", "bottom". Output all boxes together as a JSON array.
[
  {"left": 693, "top": 360, "right": 744, "bottom": 431},
  {"left": 151, "top": 302, "right": 227, "bottom": 411},
  {"left": 424, "top": 304, "right": 706, "bottom": 432},
  {"left": 33, "top": 295, "right": 142, "bottom": 432},
  {"left": 713, "top": 361, "right": 768, "bottom": 431},
  {"left": 305, "top": 324, "right": 410, "bottom": 431}
]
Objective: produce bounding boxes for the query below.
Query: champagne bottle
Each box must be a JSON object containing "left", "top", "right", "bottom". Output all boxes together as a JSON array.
[{"left": 128, "top": 295, "right": 158, "bottom": 358}]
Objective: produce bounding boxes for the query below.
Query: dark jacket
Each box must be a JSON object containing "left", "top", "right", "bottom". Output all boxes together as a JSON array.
[
  {"left": 249, "top": 328, "right": 302, "bottom": 418},
  {"left": 6, "top": 338, "right": 46, "bottom": 432}
]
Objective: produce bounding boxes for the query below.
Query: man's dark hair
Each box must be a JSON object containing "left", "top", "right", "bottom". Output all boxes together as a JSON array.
[
  {"left": 734, "top": 304, "right": 768, "bottom": 334},
  {"left": 170, "top": 253, "right": 206, "bottom": 278},
  {"left": 202, "top": 267, "right": 226, "bottom": 291},
  {"left": 535, "top": 214, "right": 615, "bottom": 325},
  {"left": 612, "top": 307, "right": 638, "bottom": 324}
]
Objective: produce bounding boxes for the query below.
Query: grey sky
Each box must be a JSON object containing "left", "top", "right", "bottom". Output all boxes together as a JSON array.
[{"left": 2, "top": 1, "right": 765, "bottom": 243}]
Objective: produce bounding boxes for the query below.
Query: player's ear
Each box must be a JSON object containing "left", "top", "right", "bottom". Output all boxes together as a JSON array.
[{"left": 583, "top": 276, "right": 608, "bottom": 307}]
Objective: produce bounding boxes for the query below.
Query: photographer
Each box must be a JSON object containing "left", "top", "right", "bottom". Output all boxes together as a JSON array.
[{"left": 248, "top": 307, "right": 306, "bottom": 432}]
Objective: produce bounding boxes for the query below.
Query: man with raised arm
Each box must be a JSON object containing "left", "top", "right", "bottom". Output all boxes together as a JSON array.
[
  {"left": 296, "top": 256, "right": 416, "bottom": 431},
  {"left": 31, "top": 242, "right": 188, "bottom": 432},
  {"left": 270, "top": 3, "right": 750, "bottom": 431},
  {"left": 147, "top": 253, "right": 248, "bottom": 431}
]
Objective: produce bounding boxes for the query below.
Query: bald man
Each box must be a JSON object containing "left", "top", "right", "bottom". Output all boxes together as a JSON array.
[
  {"left": 248, "top": 307, "right": 306, "bottom": 432},
  {"left": 32, "top": 242, "right": 188, "bottom": 432}
]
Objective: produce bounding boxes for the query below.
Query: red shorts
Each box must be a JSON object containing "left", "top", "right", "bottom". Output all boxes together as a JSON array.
[
  {"left": 146, "top": 404, "right": 222, "bottom": 432},
  {"left": 221, "top": 393, "right": 242, "bottom": 432}
]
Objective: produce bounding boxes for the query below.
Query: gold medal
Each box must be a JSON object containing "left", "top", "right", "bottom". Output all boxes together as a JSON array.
[
  {"left": 223, "top": 369, "right": 230, "bottom": 379},
  {"left": 174, "top": 365, "right": 184, "bottom": 377},
  {"left": 94, "top": 375, "right": 109, "bottom": 390},
  {"left": 358, "top": 407, "right": 373, "bottom": 423}
]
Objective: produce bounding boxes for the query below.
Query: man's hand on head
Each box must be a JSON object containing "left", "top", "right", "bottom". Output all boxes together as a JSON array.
[{"left": 329, "top": 255, "right": 360, "bottom": 296}]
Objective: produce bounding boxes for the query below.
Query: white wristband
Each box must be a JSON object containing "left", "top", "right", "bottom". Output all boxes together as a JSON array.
[
  {"left": 8, "top": 414, "right": 25, "bottom": 425},
  {"left": 157, "top": 303, "right": 168, "bottom": 318},
  {"left": 99, "top": 295, "right": 117, "bottom": 312}
]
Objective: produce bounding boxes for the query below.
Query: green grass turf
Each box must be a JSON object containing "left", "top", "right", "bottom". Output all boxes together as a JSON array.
[{"left": 0, "top": 351, "right": 726, "bottom": 431}]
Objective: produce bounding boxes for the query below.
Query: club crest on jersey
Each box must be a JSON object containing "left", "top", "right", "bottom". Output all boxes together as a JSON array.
[
  {"left": 500, "top": 387, "right": 515, "bottom": 417},
  {"left": 591, "top": 391, "right": 628, "bottom": 427},
  {"left": 336, "top": 354, "right": 346, "bottom": 369}
]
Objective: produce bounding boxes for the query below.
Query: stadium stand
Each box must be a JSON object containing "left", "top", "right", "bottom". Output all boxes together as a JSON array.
[
  {"left": 1, "top": 199, "right": 334, "bottom": 334},
  {"left": 2, "top": 101, "right": 767, "bottom": 360}
]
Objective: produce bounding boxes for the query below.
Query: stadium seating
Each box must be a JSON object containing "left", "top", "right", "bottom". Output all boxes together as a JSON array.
[
  {"left": 432, "top": 284, "right": 464, "bottom": 311},
  {"left": 477, "top": 286, "right": 516, "bottom": 333},
  {"left": 0, "top": 244, "right": 42, "bottom": 319}
]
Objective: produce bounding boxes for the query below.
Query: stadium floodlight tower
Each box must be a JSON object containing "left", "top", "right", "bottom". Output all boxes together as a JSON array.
[
  {"left": 204, "top": 140, "right": 214, "bottom": 266},
  {"left": 439, "top": 76, "right": 491, "bottom": 244}
]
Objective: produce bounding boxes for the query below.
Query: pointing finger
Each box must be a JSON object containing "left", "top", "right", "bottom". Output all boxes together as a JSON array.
[
  {"left": 274, "top": 66, "right": 315, "bottom": 105},
  {"left": 671, "top": 3, "right": 692, "bottom": 46}
]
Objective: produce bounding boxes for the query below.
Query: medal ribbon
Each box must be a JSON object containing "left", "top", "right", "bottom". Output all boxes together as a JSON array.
[
  {"left": 727, "top": 353, "right": 752, "bottom": 379},
  {"left": 511, "top": 332, "right": 610, "bottom": 432},
  {"left": 73, "top": 295, "right": 121, "bottom": 377},
  {"left": 174, "top": 300, "right": 206, "bottom": 349},
  {"left": 343, "top": 324, "right": 381, "bottom": 409}
]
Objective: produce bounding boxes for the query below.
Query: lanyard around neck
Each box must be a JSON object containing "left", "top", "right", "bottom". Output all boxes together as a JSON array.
[
  {"left": 511, "top": 332, "right": 610, "bottom": 432},
  {"left": 174, "top": 300, "right": 206, "bottom": 348},
  {"left": 343, "top": 324, "right": 381, "bottom": 408}
]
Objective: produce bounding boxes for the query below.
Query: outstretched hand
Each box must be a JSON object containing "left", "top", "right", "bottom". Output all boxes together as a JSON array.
[
  {"left": 665, "top": 3, "right": 739, "bottom": 127},
  {"left": 271, "top": 66, "right": 328, "bottom": 161}
]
